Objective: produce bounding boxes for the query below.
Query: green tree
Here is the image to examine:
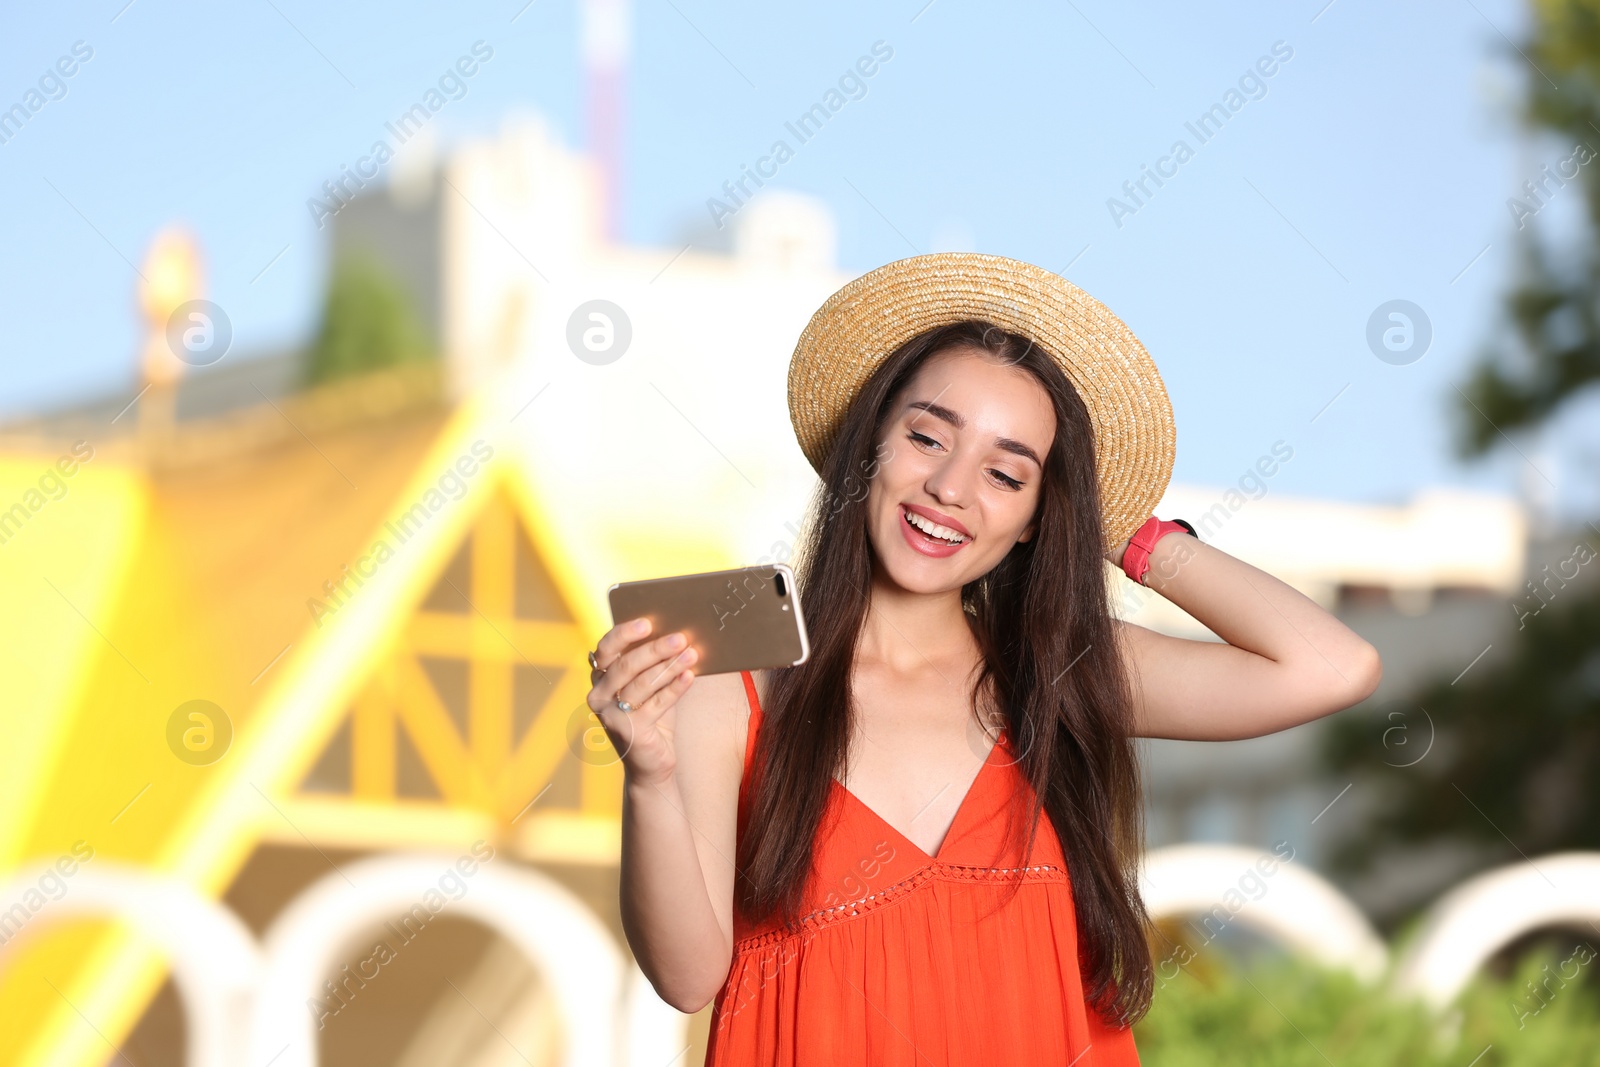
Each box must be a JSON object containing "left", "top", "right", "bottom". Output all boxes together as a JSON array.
[
  {"left": 304, "top": 253, "right": 436, "bottom": 386},
  {"left": 1455, "top": 0, "right": 1600, "bottom": 452}
]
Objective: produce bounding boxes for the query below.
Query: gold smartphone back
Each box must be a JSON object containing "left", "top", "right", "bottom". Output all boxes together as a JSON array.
[{"left": 607, "top": 564, "right": 810, "bottom": 677}]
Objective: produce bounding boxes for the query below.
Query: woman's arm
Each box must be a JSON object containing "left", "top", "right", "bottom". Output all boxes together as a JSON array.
[
  {"left": 1108, "top": 532, "right": 1382, "bottom": 740},
  {"left": 618, "top": 671, "right": 746, "bottom": 1011},
  {"left": 590, "top": 622, "right": 748, "bottom": 1011}
]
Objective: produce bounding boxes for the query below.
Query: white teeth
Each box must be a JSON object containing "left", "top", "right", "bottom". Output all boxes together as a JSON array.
[{"left": 903, "top": 507, "right": 968, "bottom": 544}]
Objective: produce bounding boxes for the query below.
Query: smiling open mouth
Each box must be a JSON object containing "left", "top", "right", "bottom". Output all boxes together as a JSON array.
[
  {"left": 900, "top": 505, "right": 971, "bottom": 554},
  {"left": 903, "top": 507, "right": 968, "bottom": 544}
]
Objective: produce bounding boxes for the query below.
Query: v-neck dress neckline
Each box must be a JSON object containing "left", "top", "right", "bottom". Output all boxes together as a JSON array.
[
  {"left": 705, "top": 671, "right": 1143, "bottom": 1066},
  {"left": 830, "top": 733, "right": 1002, "bottom": 864}
]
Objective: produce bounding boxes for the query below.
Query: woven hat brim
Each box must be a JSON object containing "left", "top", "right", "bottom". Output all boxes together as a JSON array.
[{"left": 787, "top": 253, "right": 1175, "bottom": 549}]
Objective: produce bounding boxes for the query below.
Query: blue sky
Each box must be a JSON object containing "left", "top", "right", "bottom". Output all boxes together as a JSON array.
[{"left": 4, "top": 0, "right": 1596, "bottom": 522}]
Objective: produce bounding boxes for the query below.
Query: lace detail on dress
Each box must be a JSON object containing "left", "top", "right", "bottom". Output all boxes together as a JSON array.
[{"left": 731, "top": 862, "right": 1067, "bottom": 954}]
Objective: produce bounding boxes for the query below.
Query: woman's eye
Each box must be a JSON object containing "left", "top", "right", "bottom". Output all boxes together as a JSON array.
[{"left": 909, "top": 429, "right": 1022, "bottom": 488}]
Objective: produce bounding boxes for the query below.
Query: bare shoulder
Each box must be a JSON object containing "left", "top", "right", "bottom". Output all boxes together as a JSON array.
[{"left": 671, "top": 669, "right": 758, "bottom": 784}]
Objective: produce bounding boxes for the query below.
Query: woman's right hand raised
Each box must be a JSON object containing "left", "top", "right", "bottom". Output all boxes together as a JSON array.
[{"left": 587, "top": 617, "right": 698, "bottom": 787}]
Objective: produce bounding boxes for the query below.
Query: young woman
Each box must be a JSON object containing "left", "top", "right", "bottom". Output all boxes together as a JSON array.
[{"left": 585, "top": 254, "right": 1381, "bottom": 1064}]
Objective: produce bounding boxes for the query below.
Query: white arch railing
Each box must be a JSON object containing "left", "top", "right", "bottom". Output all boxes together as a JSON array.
[
  {"left": 0, "top": 855, "right": 690, "bottom": 1067},
  {"left": 1141, "top": 843, "right": 1388, "bottom": 981},
  {"left": 251, "top": 852, "right": 689, "bottom": 1067},
  {"left": 1390, "top": 852, "right": 1600, "bottom": 1009},
  {"left": 0, "top": 864, "right": 261, "bottom": 1067}
]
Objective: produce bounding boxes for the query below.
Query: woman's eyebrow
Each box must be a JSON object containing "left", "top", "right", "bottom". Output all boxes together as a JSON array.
[
  {"left": 907, "top": 398, "right": 964, "bottom": 427},
  {"left": 906, "top": 399, "right": 1042, "bottom": 468}
]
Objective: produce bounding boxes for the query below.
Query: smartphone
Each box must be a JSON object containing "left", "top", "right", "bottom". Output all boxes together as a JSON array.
[{"left": 607, "top": 564, "right": 810, "bottom": 676}]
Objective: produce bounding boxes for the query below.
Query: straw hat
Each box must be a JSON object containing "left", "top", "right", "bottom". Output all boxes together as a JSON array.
[{"left": 787, "top": 252, "right": 1175, "bottom": 549}]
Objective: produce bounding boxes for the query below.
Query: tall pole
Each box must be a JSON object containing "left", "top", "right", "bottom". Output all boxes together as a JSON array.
[{"left": 582, "top": 0, "right": 629, "bottom": 242}]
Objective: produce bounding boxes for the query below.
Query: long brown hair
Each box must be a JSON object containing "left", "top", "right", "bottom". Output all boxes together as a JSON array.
[{"left": 737, "top": 319, "right": 1153, "bottom": 1026}]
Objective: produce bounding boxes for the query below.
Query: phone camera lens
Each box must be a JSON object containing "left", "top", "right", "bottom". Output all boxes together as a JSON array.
[{"left": 775, "top": 572, "right": 788, "bottom": 597}]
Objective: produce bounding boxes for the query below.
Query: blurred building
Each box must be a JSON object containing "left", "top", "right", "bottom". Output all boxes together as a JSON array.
[
  {"left": 1131, "top": 484, "right": 1533, "bottom": 919},
  {"left": 0, "top": 108, "right": 1541, "bottom": 1065}
]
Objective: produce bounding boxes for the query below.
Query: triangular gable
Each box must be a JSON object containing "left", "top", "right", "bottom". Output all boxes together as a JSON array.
[
  {"left": 282, "top": 484, "right": 610, "bottom": 833},
  {"left": 151, "top": 389, "right": 613, "bottom": 884}
]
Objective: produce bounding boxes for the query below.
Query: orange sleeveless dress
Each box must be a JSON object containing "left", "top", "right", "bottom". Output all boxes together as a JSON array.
[{"left": 704, "top": 671, "right": 1141, "bottom": 1065}]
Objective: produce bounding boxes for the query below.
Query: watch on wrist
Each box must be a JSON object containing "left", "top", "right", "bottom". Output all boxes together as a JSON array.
[{"left": 1121, "top": 516, "right": 1197, "bottom": 587}]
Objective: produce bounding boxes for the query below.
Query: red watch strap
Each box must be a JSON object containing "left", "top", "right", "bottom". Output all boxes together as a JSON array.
[{"left": 1121, "top": 516, "right": 1195, "bottom": 586}]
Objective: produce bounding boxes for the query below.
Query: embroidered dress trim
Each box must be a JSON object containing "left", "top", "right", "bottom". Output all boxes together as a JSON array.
[{"left": 731, "top": 862, "right": 1067, "bottom": 954}]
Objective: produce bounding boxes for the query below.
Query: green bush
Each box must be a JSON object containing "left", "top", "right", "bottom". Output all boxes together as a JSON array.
[
  {"left": 304, "top": 253, "right": 436, "bottom": 386},
  {"left": 1134, "top": 948, "right": 1600, "bottom": 1066}
]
